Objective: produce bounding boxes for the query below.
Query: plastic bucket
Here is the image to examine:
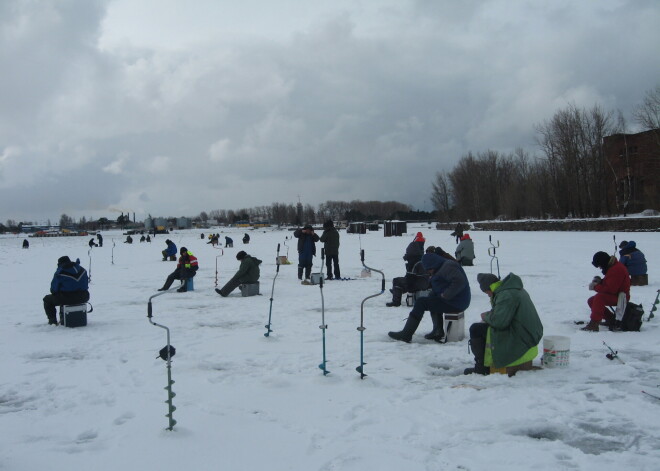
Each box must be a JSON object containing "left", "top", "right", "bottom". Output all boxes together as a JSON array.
[{"left": 543, "top": 335, "right": 570, "bottom": 368}]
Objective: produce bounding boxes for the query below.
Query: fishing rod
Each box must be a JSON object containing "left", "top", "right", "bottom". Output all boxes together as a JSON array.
[
  {"left": 356, "top": 249, "right": 385, "bottom": 379},
  {"left": 264, "top": 243, "right": 281, "bottom": 337},
  {"left": 318, "top": 248, "right": 329, "bottom": 375},
  {"left": 603, "top": 341, "right": 625, "bottom": 364},
  {"left": 147, "top": 289, "right": 178, "bottom": 431}
]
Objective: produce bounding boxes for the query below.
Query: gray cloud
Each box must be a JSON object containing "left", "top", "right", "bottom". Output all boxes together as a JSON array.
[{"left": 1, "top": 0, "right": 658, "bottom": 222}]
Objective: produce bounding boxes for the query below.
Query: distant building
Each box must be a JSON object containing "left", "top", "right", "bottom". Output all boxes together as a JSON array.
[{"left": 603, "top": 128, "right": 660, "bottom": 213}]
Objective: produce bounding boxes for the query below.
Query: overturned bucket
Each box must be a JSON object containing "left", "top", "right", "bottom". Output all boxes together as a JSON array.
[{"left": 542, "top": 335, "right": 570, "bottom": 368}]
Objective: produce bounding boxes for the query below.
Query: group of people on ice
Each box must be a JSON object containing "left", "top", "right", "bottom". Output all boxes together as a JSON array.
[{"left": 42, "top": 222, "right": 649, "bottom": 377}]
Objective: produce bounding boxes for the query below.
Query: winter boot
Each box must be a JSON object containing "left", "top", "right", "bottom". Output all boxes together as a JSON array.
[
  {"left": 388, "top": 314, "right": 422, "bottom": 343},
  {"left": 47, "top": 314, "right": 58, "bottom": 325},
  {"left": 463, "top": 337, "right": 490, "bottom": 375},
  {"left": 581, "top": 320, "right": 599, "bottom": 332},
  {"left": 386, "top": 287, "right": 403, "bottom": 307},
  {"left": 424, "top": 312, "right": 445, "bottom": 342},
  {"left": 297, "top": 267, "right": 304, "bottom": 280},
  {"left": 304, "top": 266, "right": 312, "bottom": 280}
]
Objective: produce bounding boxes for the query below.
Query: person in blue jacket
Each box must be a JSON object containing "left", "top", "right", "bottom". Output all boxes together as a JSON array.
[
  {"left": 43, "top": 256, "right": 90, "bottom": 325},
  {"left": 388, "top": 252, "right": 471, "bottom": 342},
  {"left": 161, "top": 239, "right": 177, "bottom": 261},
  {"left": 618, "top": 241, "right": 648, "bottom": 286}
]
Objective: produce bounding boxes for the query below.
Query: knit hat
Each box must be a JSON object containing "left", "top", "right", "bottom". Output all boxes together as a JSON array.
[
  {"left": 57, "top": 255, "right": 72, "bottom": 266},
  {"left": 461, "top": 233, "right": 471, "bottom": 240},
  {"left": 477, "top": 273, "right": 499, "bottom": 292},
  {"left": 425, "top": 246, "right": 436, "bottom": 253},
  {"left": 180, "top": 247, "right": 188, "bottom": 255},
  {"left": 414, "top": 232, "right": 425, "bottom": 242},
  {"left": 303, "top": 224, "right": 313, "bottom": 230},
  {"left": 592, "top": 251, "right": 610, "bottom": 269},
  {"left": 323, "top": 220, "right": 334, "bottom": 229},
  {"left": 236, "top": 251, "right": 247, "bottom": 260},
  {"left": 618, "top": 241, "right": 628, "bottom": 249}
]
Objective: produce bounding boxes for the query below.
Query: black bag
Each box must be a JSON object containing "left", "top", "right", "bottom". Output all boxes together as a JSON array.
[{"left": 619, "top": 302, "right": 644, "bottom": 332}]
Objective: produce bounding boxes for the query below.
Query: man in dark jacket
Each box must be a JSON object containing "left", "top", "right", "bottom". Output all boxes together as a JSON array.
[
  {"left": 618, "top": 241, "right": 648, "bottom": 286},
  {"left": 403, "top": 232, "right": 425, "bottom": 272},
  {"left": 320, "top": 220, "right": 340, "bottom": 280},
  {"left": 43, "top": 256, "right": 90, "bottom": 325},
  {"left": 96, "top": 233, "right": 103, "bottom": 247},
  {"left": 388, "top": 253, "right": 471, "bottom": 343},
  {"left": 464, "top": 273, "right": 543, "bottom": 375},
  {"left": 215, "top": 251, "right": 262, "bottom": 296},
  {"left": 294, "top": 225, "right": 320, "bottom": 284}
]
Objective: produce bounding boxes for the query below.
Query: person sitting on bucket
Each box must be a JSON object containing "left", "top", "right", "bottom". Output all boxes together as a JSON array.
[
  {"left": 215, "top": 251, "right": 262, "bottom": 297},
  {"left": 158, "top": 247, "right": 198, "bottom": 293},
  {"left": 388, "top": 252, "right": 471, "bottom": 343},
  {"left": 403, "top": 232, "right": 425, "bottom": 272},
  {"left": 242, "top": 233, "right": 250, "bottom": 244},
  {"left": 582, "top": 251, "right": 631, "bottom": 332},
  {"left": 455, "top": 234, "right": 475, "bottom": 266},
  {"left": 161, "top": 239, "right": 177, "bottom": 261},
  {"left": 464, "top": 273, "right": 543, "bottom": 375},
  {"left": 43, "top": 256, "right": 90, "bottom": 325},
  {"left": 618, "top": 241, "right": 648, "bottom": 286}
]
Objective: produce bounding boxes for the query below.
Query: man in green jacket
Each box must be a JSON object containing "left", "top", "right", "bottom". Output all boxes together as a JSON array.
[
  {"left": 215, "top": 251, "right": 262, "bottom": 297},
  {"left": 464, "top": 273, "right": 543, "bottom": 375}
]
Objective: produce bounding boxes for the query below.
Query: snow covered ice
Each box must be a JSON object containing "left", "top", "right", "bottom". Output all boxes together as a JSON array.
[{"left": 1, "top": 226, "right": 659, "bottom": 470}]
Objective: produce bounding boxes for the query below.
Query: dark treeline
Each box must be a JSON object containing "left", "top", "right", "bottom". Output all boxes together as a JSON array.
[
  {"left": 202, "top": 200, "right": 413, "bottom": 226},
  {"left": 432, "top": 89, "right": 660, "bottom": 221}
]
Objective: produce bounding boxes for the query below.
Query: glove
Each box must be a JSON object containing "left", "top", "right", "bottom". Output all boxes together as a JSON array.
[
  {"left": 588, "top": 282, "right": 597, "bottom": 291},
  {"left": 592, "top": 276, "right": 602, "bottom": 284}
]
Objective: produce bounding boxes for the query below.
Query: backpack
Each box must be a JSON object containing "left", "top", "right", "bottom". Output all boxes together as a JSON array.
[{"left": 618, "top": 302, "right": 644, "bottom": 332}]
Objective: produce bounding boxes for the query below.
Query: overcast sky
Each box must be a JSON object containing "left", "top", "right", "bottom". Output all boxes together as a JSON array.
[{"left": 1, "top": 0, "right": 658, "bottom": 223}]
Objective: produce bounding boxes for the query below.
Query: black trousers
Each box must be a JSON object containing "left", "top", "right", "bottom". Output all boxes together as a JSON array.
[
  {"left": 218, "top": 277, "right": 241, "bottom": 297},
  {"left": 325, "top": 253, "right": 340, "bottom": 279},
  {"left": 43, "top": 291, "right": 90, "bottom": 319},
  {"left": 163, "top": 267, "right": 197, "bottom": 290}
]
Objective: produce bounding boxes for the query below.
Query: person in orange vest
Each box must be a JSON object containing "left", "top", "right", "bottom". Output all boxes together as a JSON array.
[{"left": 158, "top": 247, "right": 199, "bottom": 292}]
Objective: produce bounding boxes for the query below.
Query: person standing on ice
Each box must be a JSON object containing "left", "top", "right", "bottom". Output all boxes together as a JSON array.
[
  {"left": 581, "top": 251, "right": 630, "bottom": 332},
  {"left": 294, "top": 224, "right": 319, "bottom": 284},
  {"left": 403, "top": 232, "right": 425, "bottom": 272},
  {"left": 320, "top": 220, "right": 341, "bottom": 280},
  {"left": 455, "top": 234, "right": 475, "bottom": 266},
  {"left": 243, "top": 233, "right": 250, "bottom": 244},
  {"left": 215, "top": 251, "right": 262, "bottom": 296},
  {"left": 388, "top": 252, "right": 471, "bottom": 343},
  {"left": 43, "top": 256, "right": 90, "bottom": 325},
  {"left": 158, "top": 247, "right": 198, "bottom": 293},
  {"left": 464, "top": 273, "right": 543, "bottom": 375},
  {"left": 618, "top": 241, "right": 648, "bottom": 286},
  {"left": 96, "top": 233, "right": 103, "bottom": 247},
  {"left": 225, "top": 236, "right": 233, "bottom": 247}
]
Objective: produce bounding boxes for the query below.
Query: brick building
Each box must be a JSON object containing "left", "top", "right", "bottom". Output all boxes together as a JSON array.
[{"left": 602, "top": 128, "right": 659, "bottom": 213}]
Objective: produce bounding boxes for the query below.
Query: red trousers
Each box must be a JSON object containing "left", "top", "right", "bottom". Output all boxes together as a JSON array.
[{"left": 587, "top": 293, "right": 620, "bottom": 322}]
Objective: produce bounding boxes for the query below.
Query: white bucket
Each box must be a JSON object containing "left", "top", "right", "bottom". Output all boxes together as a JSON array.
[{"left": 543, "top": 335, "right": 570, "bottom": 368}]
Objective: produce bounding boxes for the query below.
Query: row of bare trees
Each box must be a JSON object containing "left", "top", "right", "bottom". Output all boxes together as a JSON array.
[
  {"left": 200, "top": 200, "right": 412, "bottom": 226},
  {"left": 432, "top": 85, "right": 660, "bottom": 221}
]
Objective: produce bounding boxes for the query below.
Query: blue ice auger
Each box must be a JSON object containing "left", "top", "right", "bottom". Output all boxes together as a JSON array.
[
  {"left": 318, "top": 248, "right": 330, "bottom": 375},
  {"left": 147, "top": 289, "right": 178, "bottom": 431},
  {"left": 265, "top": 243, "right": 281, "bottom": 337},
  {"left": 356, "top": 249, "right": 385, "bottom": 379},
  {"left": 488, "top": 235, "right": 500, "bottom": 278},
  {"left": 88, "top": 246, "right": 93, "bottom": 284},
  {"left": 214, "top": 247, "right": 224, "bottom": 287}
]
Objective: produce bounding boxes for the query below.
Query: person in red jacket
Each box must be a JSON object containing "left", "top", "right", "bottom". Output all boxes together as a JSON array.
[
  {"left": 582, "top": 251, "right": 630, "bottom": 332},
  {"left": 158, "top": 247, "right": 199, "bottom": 292}
]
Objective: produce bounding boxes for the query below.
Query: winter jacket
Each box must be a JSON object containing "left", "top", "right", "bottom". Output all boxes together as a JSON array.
[
  {"left": 619, "top": 242, "right": 647, "bottom": 276},
  {"left": 177, "top": 251, "right": 199, "bottom": 271},
  {"left": 404, "top": 240, "right": 425, "bottom": 271},
  {"left": 50, "top": 259, "right": 89, "bottom": 294},
  {"left": 483, "top": 273, "right": 543, "bottom": 368},
  {"left": 319, "top": 227, "right": 340, "bottom": 255},
  {"left": 164, "top": 241, "right": 177, "bottom": 257},
  {"left": 420, "top": 253, "right": 471, "bottom": 311},
  {"left": 231, "top": 255, "right": 262, "bottom": 283},
  {"left": 594, "top": 256, "right": 630, "bottom": 299},
  {"left": 455, "top": 239, "right": 475, "bottom": 264},
  {"left": 294, "top": 229, "right": 320, "bottom": 256}
]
